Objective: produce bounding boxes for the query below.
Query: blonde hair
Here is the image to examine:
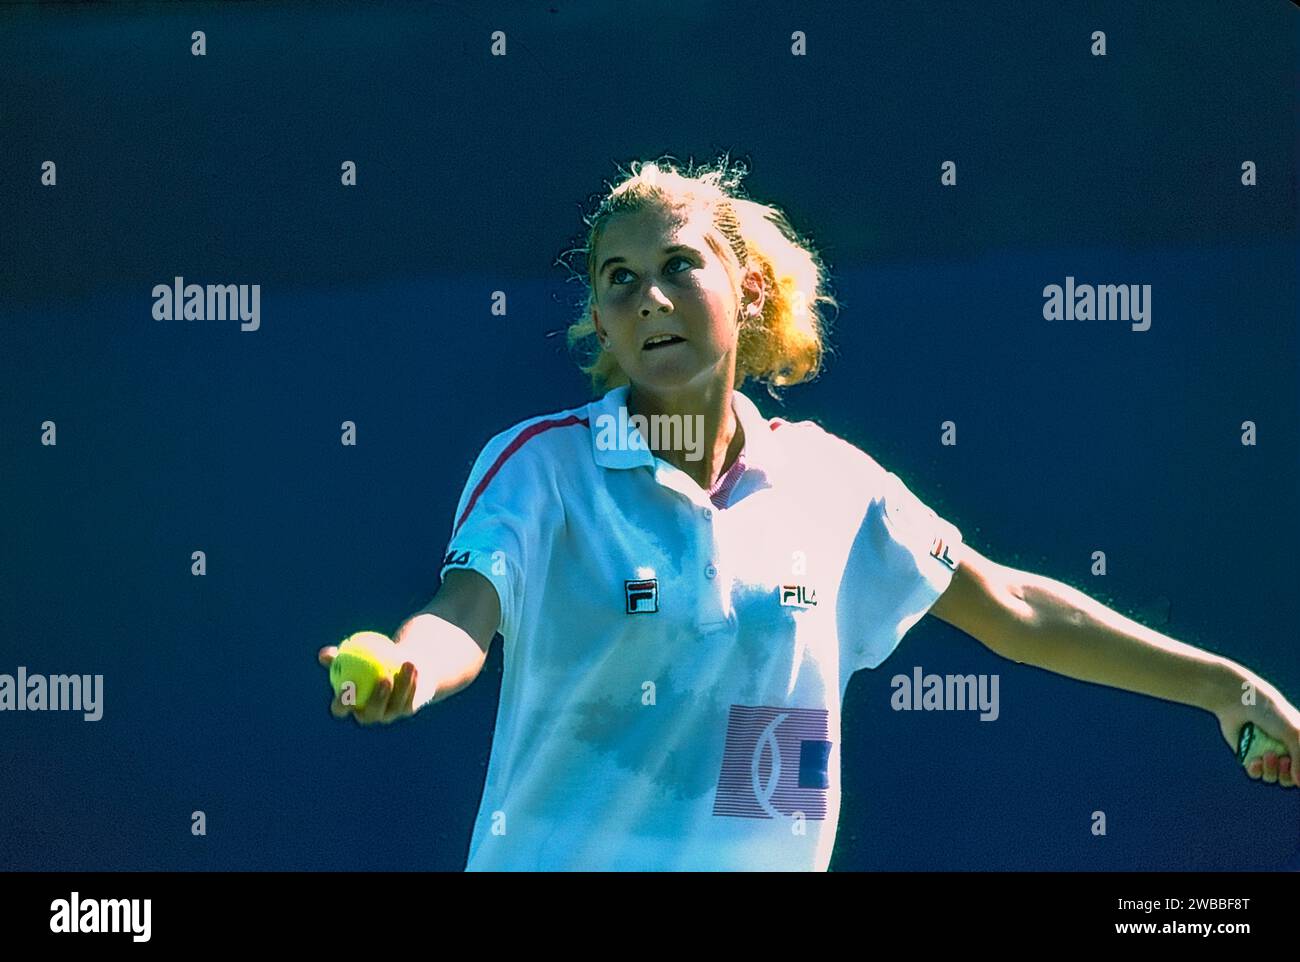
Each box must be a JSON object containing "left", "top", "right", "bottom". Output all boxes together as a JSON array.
[{"left": 561, "top": 154, "right": 839, "bottom": 398}]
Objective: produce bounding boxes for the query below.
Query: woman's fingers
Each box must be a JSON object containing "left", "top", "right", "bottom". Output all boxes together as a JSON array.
[
  {"left": 321, "top": 649, "right": 414, "bottom": 725},
  {"left": 1261, "top": 751, "right": 1280, "bottom": 784},
  {"left": 387, "top": 664, "right": 416, "bottom": 722},
  {"left": 381, "top": 664, "right": 410, "bottom": 723},
  {"left": 400, "top": 665, "right": 418, "bottom": 716},
  {"left": 322, "top": 647, "right": 346, "bottom": 717},
  {"left": 358, "top": 678, "right": 392, "bottom": 725}
]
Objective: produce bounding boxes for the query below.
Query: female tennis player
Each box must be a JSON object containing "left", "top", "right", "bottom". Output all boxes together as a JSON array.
[{"left": 319, "top": 157, "right": 1300, "bottom": 871}]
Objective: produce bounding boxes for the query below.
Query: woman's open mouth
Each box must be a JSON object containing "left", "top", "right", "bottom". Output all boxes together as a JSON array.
[{"left": 642, "top": 334, "right": 686, "bottom": 351}]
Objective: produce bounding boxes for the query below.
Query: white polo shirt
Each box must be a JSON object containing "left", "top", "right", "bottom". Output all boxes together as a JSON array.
[{"left": 440, "top": 383, "right": 963, "bottom": 871}]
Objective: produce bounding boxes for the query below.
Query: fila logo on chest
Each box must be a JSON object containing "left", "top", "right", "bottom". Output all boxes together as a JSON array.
[
  {"left": 779, "top": 584, "right": 817, "bottom": 608},
  {"left": 625, "top": 578, "right": 659, "bottom": 614}
]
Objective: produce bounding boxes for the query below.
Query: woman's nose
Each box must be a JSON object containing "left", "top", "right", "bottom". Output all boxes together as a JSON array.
[{"left": 640, "top": 286, "right": 672, "bottom": 312}]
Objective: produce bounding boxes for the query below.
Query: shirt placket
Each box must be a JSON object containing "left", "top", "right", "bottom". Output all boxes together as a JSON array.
[
  {"left": 696, "top": 498, "right": 729, "bottom": 630},
  {"left": 649, "top": 460, "right": 732, "bottom": 631}
]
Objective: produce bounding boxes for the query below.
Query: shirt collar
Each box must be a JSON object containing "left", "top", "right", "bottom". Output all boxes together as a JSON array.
[{"left": 587, "top": 384, "right": 787, "bottom": 484}]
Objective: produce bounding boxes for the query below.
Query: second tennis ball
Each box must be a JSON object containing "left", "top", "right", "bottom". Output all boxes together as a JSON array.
[
  {"left": 1237, "top": 722, "right": 1290, "bottom": 771},
  {"left": 330, "top": 631, "right": 401, "bottom": 710}
]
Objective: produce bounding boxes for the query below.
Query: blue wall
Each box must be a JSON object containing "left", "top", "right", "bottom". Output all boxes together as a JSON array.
[{"left": 2, "top": 0, "right": 1296, "bottom": 870}]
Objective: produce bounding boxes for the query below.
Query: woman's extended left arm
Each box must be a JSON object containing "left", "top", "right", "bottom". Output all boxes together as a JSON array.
[{"left": 928, "top": 542, "right": 1300, "bottom": 789}]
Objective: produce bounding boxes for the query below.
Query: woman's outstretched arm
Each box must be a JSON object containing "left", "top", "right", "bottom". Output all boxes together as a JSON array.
[
  {"left": 929, "top": 543, "right": 1300, "bottom": 787},
  {"left": 399, "top": 567, "right": 501, "bottom": 710},
  {"left": 319, "top": 568, "right": 501, "bottom": 724}
]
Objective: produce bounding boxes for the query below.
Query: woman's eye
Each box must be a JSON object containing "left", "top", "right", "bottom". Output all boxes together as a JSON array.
[{"left": 610, "top": 256, "right": 692, "bottom": 285}]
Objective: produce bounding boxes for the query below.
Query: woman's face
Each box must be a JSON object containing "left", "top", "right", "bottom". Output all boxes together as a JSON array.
[{"left": 591, "top": 205, "right": 760, "bottom": 398}]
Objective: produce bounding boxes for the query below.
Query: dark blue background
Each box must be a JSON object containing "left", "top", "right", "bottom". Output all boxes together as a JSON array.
[{"left": 2, "top": 0, "right": 1297, "bottom": 871}]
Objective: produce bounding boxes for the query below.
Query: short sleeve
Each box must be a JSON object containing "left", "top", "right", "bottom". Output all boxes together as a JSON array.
[
  {"left": 440, "top": 427, "right": 553, "bottom": 642},
  {"left": 836, "top": 468, "right": 964, "bottom": 673}
]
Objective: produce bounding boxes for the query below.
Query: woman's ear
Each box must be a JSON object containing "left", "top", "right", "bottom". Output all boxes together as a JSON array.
[{"left": 742, "top": 268, "right": 766, "bottom": 316}]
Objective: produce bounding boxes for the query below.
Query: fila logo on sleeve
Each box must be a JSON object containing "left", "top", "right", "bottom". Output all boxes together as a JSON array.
[
  {"left": 930, "top": 536, "right": 957, "bottom": 571},
  {"left": 442, "top": 549, "right": 472, "bottom": 570}
]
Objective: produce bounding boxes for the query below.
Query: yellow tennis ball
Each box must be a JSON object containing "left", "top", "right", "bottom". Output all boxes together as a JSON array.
[{"left": 330, "top": 631, "right": 401, "bottom": 710}]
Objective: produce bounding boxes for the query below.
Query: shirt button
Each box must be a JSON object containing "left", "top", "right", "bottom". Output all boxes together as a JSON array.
[
  {"left": 705, "top": 564, "right": 717, "bottom": 579},
  {"left": 703, "top": 507, "right": 713, "bottom": 520}
]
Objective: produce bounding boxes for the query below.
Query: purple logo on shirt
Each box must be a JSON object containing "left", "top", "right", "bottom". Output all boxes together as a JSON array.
[{"left": 712, "top": 705, "right": 831, "bottom": 820}]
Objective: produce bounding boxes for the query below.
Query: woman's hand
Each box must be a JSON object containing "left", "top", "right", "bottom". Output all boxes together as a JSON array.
[
  {"left": 1213, "top": 673, "right": 1300, "bottom": 788},
  {"left": 318, "top": 645, "right": 419, "bottom": 725}
]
